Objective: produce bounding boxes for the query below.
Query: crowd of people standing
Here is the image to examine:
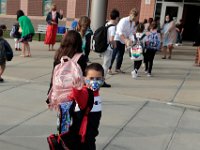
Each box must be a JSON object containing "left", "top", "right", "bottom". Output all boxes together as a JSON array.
[{"left": 0, "top": 3, "right": 187, "bottom": 150}]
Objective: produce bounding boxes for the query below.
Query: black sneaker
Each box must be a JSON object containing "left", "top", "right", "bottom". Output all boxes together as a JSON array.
[
  {"left": 101, "top": 82, "right": 111, "bottom": 88},
  {"left": 0, "top": 78, "right": 4, "bottom": 82}
]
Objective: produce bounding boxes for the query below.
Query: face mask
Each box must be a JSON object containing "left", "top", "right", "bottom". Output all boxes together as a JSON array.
[{"left": 85, "top": 78, "right": 104, "bottom": 91}]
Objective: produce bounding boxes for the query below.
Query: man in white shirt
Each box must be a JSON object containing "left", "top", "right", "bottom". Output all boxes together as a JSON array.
[
  {"left": 109, "top": 8, "right": 138, "bottom": 73},
  {"left": 101, "top": 9, "right": 120, "bottom": 87}
]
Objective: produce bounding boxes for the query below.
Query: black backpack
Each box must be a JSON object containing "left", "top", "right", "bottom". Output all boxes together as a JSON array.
[
  {"left": 93, "top": 24, "right": 114, "bottom": 53},
  {"left": 0, "top": 40, "right": 6, "bottom": 64},
  {"left": 10, "top": 24, "right": 21, "bottom": 38},
  {"left": 0, "top": 38, "right": 13, "bottom": 61}
]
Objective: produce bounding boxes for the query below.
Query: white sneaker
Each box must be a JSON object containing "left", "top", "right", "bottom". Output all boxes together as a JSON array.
[
  {"left": 147, "top": 73, "right": 151, "bottom": 77},
  {"left": 131, "top": 70, "right": 138, "bottom": 78}
]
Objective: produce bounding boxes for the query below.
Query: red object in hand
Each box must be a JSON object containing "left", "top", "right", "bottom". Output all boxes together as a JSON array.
[{"left": 67, "top": 87, "right": 89, "bottom": 110}]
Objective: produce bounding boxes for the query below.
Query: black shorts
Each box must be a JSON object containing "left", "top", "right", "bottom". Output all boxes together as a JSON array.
[{"left": 19, "top": 33, "right": 34, "bottom": 42}]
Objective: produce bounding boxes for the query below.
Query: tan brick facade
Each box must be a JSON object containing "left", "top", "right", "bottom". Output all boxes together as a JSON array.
[
  {"left": 139, "top": 0, "right": 155, "bottom": 22},
  {"left": 27, "top": 0, "right": 43, "bottom": 16},
  {"left": 107, "top": 0, "right": 142, "bottom": 19},
  {"left": 1, "top": 0, "right": 155, "bottom": 29},
  {"left": 6, "top": 0, "right": 20, "bottom": 15}
]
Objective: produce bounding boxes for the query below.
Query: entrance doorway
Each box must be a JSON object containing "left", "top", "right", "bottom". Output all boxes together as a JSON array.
[
  {"left": 182, "top": 5, "right": 200, "bottom": 41},
  {"left": 160, "top": 2, "right": 183, "bottom": 25}
]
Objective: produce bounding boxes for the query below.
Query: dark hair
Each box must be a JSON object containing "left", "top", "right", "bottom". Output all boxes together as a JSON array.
[
  {"left": 164, "top": 14, "right": 173, "bottom": 24},
  {"left": 143, "top": 19, "right": 147, "bottom": 24},
  {"left": 85, "top": 63, "right": 104, "bottom": 77},
  {"left": 110, "top": 9, "right": 120, "bottom": 20},
  {"left": 148, "top": 18, "right": 153, "bottom": 24},
  {"left": 136, "top": 23, "right": 144, "bottom": 33},
  {"left": 0, "top": 28, "right": 3, "bottom": 37},
  {"left": 16, "top": 10, "right": 25, "bottom": 20},
  {"left": 0, "top": 24, "right": 7, "bottom": 30},
  {"left": 77, "top": 16, "right": 91, "bottom": 37},
  {"left": 54, "top": 30, "right": 82, "bottom": 62},
  {"left": 149, "top": 21, "right": 157, "bottom": 30}
]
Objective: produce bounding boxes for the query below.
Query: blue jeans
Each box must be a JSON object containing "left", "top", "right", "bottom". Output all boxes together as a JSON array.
[
  {"left": 176, "top": 32, "right": 182, "bottom": 44},
  {"left": 109, "top": 41, "right": 125, "bottom": 70}
]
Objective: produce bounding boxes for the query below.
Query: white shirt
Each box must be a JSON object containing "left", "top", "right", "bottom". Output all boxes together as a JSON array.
[
  {"left": 106, "top": 21, "right": 116, "bottom": 50},
  {"left": 114, "top": 16, "right": 135, "bottom": 44}
]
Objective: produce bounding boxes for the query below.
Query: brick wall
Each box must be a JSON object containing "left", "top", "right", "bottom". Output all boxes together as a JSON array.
[
  {"left": 75, "top": 0, "right": 87, "bottom": 17},
  {"left": 107, "top": 0, "right": 142, "bottom": 19},
  {"left": 6, "top": 0, "right": 20, "bottom": 15},
  {"left": 139, "top": 0, "right": 156, "bottom": 22},
  {"left": 1, "top": 0, "right": 147, "bottom": 30},
  {"left": 27, "top": 0, "right": 43, "bottom": 16}
]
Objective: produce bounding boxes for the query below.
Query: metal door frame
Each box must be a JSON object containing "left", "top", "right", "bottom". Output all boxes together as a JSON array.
[{"left": 160, "top": 2, "right": 184, "bottom": 24}]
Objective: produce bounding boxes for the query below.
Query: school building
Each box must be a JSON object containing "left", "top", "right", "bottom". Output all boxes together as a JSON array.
[{"left": 0, "top": 0, "right": 199, "bottom": 41}]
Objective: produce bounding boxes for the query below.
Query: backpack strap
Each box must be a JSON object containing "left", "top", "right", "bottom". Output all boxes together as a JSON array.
[
  {"left": 139, "top": 34, "right": 146, "bottom": 41},
  {"left": 79, "top": 88, "right": 94, "bottom": 143},
  {"left": 106, "top": 24, "right": 115, "bottom": 29},
  {"left": 60, "top": 53, "right": 82, "bottom": 64},
  {"left": 72, "top": 53, "right": 83, "bottom": 63}
]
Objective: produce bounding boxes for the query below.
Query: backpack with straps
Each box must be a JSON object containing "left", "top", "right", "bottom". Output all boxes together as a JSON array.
[
  {"left": 0, "top": 38, "right": 13, "bottom": 62},
  {"left": 0, "top": 40, "right": 6, "bottom": 64},
  {"left": 146, "top": 32, "right": 160, "bottom": 50},
  {"left": 93, "top": 24, "right": 114, "bottom": 53},
  {"left": 130, "top": 34, "right": 145, "bottom": 61},
  {"left": 48, "top": 53, "right": 84, "bottom": 110},
  {"left": 10, "top": 24, "right": 21, "bottom": 38},
  {"left": 47, "top": 88, "right": 94, "bottom": 150}
]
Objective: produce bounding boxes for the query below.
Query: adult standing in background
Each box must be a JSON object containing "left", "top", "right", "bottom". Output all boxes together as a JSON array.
[
  {"left": 16, "top": 10, "right": 35, "bottom": 57},
  {"left": 77, "top": 16, "right": 93, "bottom": 62},
  {"left": 175, "top": 19, "right": 184, "bottom": 46},
  {"left": 109, "top": 8, "right": 138, "bottom": 74},
  {"left": 44, "top": 3, "right": 63, "bottom": 51},
  {"left": 161, "top": 14, "right": 177, "bottom": 59}
]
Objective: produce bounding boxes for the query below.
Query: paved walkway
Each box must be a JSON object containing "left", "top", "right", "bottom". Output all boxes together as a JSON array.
[{"left": 0, "top": 39, "right": 200, "bottom": 150}]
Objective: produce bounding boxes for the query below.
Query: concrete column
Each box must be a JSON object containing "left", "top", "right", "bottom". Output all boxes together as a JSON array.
[{"left": 90, "top": 0, "right": 108, "bottom": 31}]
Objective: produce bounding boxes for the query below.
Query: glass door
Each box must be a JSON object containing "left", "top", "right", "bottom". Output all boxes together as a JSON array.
[{"left": 160, "top": 2, "right": 183, "bottom": 25}]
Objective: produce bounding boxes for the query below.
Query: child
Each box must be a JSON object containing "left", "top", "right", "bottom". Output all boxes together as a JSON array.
[
  {"left": 0, "top": 28, "right": 13, "bottom": 82},
  {"left": 68, "top": 63, "right": 104, "bottom": 150},
  {"left": 10, "top": 23, "right": 21, "bottom": 51},
  {"left": 131, "top": 23, "right": 146, "bottom": 78},
  {"left": 144, "top": 21, "right": 161, "bottom": 77}
]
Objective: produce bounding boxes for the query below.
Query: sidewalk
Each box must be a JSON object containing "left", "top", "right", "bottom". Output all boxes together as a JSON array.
[{"left": 0, "top": 39, "right": 200, "bottom": 150}]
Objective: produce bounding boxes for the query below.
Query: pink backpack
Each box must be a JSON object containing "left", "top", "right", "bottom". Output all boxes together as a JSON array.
[{"left": 48, "top": 53, "right": 84, "bottom": 110}]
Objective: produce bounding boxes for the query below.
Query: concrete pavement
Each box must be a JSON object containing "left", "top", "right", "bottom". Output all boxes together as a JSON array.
[{"left": 0, "top": 39, "right": 200, "bottom": 150}]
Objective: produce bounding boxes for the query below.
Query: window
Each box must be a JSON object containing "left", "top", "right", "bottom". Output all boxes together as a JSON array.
[
  {"left": 43, "top": 0, "right": 52, "bottom": 16},
  {"left": 0, "top": 0, "right": 6, "bottom": 14},
  {"left": 155, "top": 3, "right": 162, "bottom": 18}
]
